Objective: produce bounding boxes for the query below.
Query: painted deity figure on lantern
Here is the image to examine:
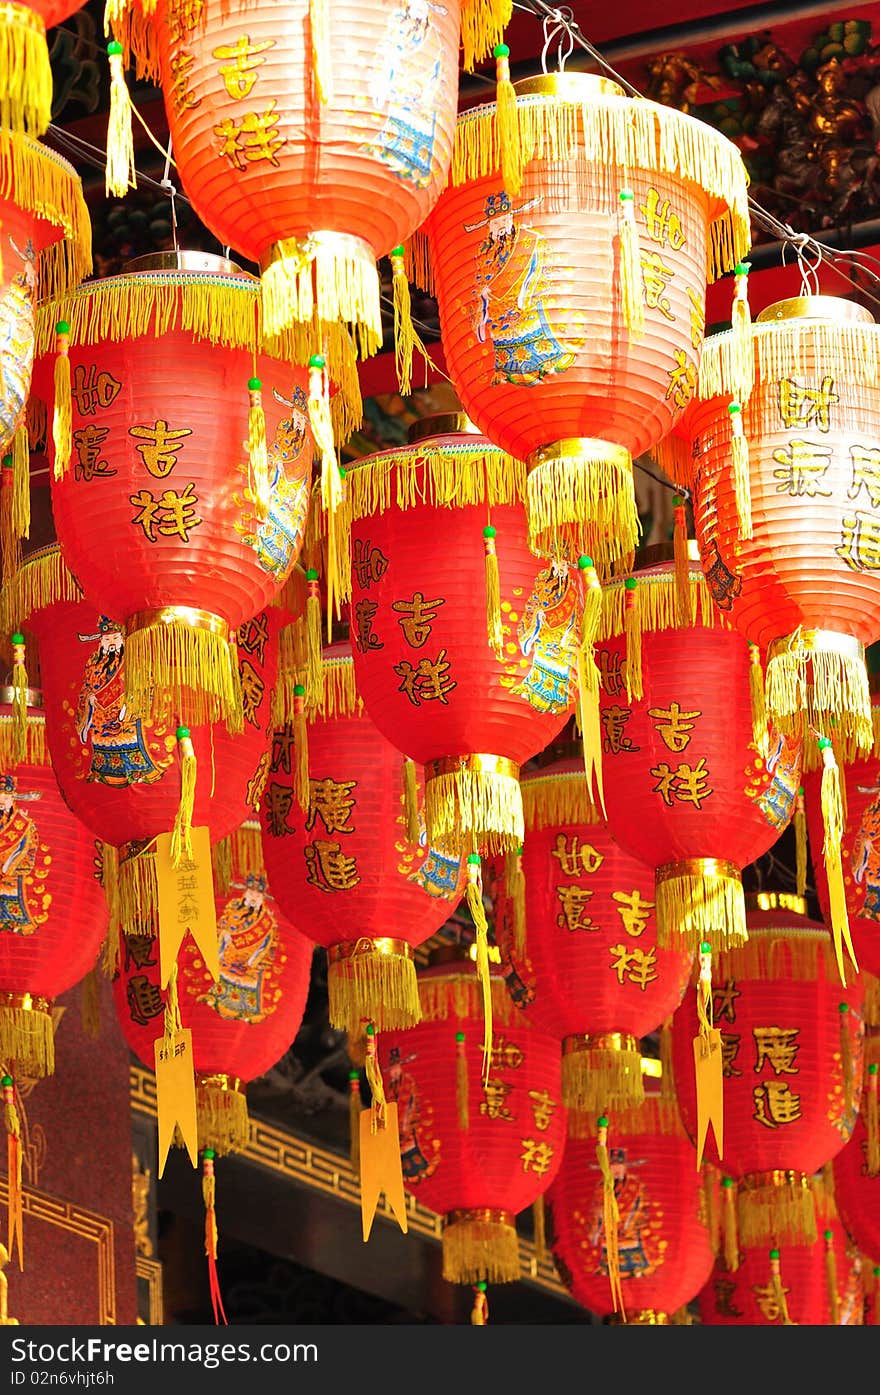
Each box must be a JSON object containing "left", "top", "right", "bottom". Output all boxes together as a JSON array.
[
  {"left": 852, "top": 781, "right": 880, "bottom": 918},
  {"left": 512, "top": 560, "right": 581, "bottom": 712},
  {"left": 236, "top": 386, "right": 312, "bottom": 582},
  {"left": 201, "top": 874, "right": 280, "bottom": 1023},
  {"left": 364, "top": 0, "right": 450, "bottom": 188},
  {"left": 386, "top": 1043, "right": 440, "bottom": 1182},
  {"left": 585, "top": 1144, "right": 657, "bottom": 1280},
  {"left": 76, "top": 618, "right": 164, "bottom": 786},
  {"left": 469, "top": 191, "right": 577, "bottom": 386},
  {"left": 0, "top": 776, "right": 48, "bottom": 934},
  {"left": 747, "top": 729, "right": 801, "bottom": 829},
  {"left": 0, "top": 236, "right": 37, "bottom": 444}
]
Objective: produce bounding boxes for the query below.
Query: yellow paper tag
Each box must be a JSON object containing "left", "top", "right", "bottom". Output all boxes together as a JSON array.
[
  {"left": 154, "top": 1026, "right": 198, "bottom": 1176},
  {"left": 154, "top": 826, "right": 219, "bottom": 989},
  {"left": 693, "top": 1029, "right": 724, "bottom": 1169},
  {"left": 359, "top": 1101, "right": 408, "bottom": 1243}
]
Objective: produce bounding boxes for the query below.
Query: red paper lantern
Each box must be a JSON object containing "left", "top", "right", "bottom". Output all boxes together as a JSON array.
[
  {"left": 41, "top": 256, "right": 313, "bottom": 734},
  {"left": 0, "top": 693, "right": 107, "bottom": 1078},
  {"left": 545, "top": 1091, "right": 716, "bottom": 1323},
  {"left": 497, "top": 746, "right": 691, "bottom": 1113},
  {"left": 672, "top": 900, "right": 865, "bottom": 1249},
  {"left": 113, "top": 820, "right": 312, "bottom": 1153},
  {"left": 380, "top": 953, "right": 566, "bottom": 1285},
  {"left": 832, "top": 1031, "right": 880, "bottom": 1263},
  {"left": 688, "top": 297, "right": 880, "bottom": 768},
  {"left": 417, "top": 69, "right": 750, "bottom": 575},
  {"left": 596, "top": 548, "right": 801, "bottom": 954},
  {"left": 345, "top": 415, "right": 577, "bottom": 857},
  {"left": 698, "top": 1207, "right": 864, "bottom": 1326},
  {"left": 106, "top": 0, "right": 498, "bottom": 387},
  {"left": 260, "top": 640, "right": 466, "bottom": 1032}
]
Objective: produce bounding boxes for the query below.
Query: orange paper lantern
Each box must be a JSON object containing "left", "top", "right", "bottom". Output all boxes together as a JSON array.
[
  {"left": 497, "top": 746, "right": 691, "bottom": 1113},
  {"left": 417, "top": 70, "right": 750, "bottom": 575},
  {"left": 344, "top": 415, "right": 577, "bottom": 857},
  {"left": 832, "top": 1031, "right": 880, "bottom": 1264},
  {"left": 260, "top": 641, "right": 465, "bottom": 1031},
  {"left": 596, "top": 548, "right": 801, "bottom": 954},
  {"left": 380, "top": 953, "right": 566, "bottom": 1286},
  {"left": 40, "top": 256, "right": 312, "bottom": 735}
]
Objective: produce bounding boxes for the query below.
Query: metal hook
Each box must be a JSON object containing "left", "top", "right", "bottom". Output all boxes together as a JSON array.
[{"left": 541, "top": 8, "right": 568, "bottom": 73}]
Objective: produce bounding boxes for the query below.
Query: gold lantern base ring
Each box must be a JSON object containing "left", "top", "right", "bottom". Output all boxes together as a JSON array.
[
  {"left": 327, "top": 938, "right": 420, "bottom": 1033},
  {"left": 655, "top": 857, "right": 746, "bottom": 955},
  {"left": 766, "top": 629, "right": 872, "bottom": 767},
  {"left": 423, "top": 754, "right": 523, "bottom": 857},
  {"left": 525, "top": 438, "right": 639, "bottom": 579},
  {"left": 442, "top": 1208, "right": 520, "bottom": 1285},
  {"left": 195, "top": 1073, "right": 249, "bottom": 1157},
  {"left": 124, "top": 607, "right": 243, "bottom": 734},
  {"left": 260, "top": 231, "right": 382, "bottom": 354},
  {"left": 0, "top": 991, "right": 55, "bottom": 1079},
  {"left": 607, "top": 1310, "right": 671, "bottom": 1326},
  {"left": 737, "top": 1169, "right": 817, "bottom": 1248},
  {"left": 561, "top": 1032, "right": 644, "bottom": 1113}
]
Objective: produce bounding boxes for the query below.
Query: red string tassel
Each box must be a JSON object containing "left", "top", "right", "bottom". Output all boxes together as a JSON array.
[{"left": 202, "top": 1149, "right": 228, "bottom": 1326}]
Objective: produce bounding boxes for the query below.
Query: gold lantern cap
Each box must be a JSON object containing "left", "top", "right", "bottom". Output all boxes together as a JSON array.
[
  {"left": 407, "top": 413, "right": 483, "bottom": 444},
  {"left": 124, "top": 249, "right": 253, "bottom": 279},
  {"left": 514, "top": 72, "right": 625, "bottom": 101},
  {"left": 756, "top": 295, "right": 874, "bottom": 326}
]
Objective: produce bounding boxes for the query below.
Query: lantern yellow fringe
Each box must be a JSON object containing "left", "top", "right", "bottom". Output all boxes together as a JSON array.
[
  {"left": 311, "top": 654, "right": 362, "bottom": 720},
  {"left": 0, "top": 5, "right": 52, "bottom": 136},
  {"left": 459, "top": 0, "right": 512, "bottom": 73},
  {"left": 308, "top": 0, "right": 333, "bottom": 103},
  {"left": 450, "top": 91, "right": 749, "bottom": 281},
  {"left": 100, "top": 844, "right": 120, "bottom": 976},
  {"left": 656, "top": 864, "right": 747, "bottom": 954},
  {"left": 0, "top": 1002, "right": 54, "bottom": 1079},
  {"left": 224, "top": 822, "right": 264, "bottom": 886},
  {"left": 212, "top": 836, "right": 232, "bottom": 896},
  {"left": 698, "top": 321, "right": 880, "bottom": 404},
  {"left": 442, "top": 1214, "right": 520, "bottom": 1285},
  {"left": 424, "top": 765, "right": 523, "bottom": 856},
  {"left": 722, "top": 1182, "right": 739, "bottom": 1271},
  {"left": 123, "top": 622, "right": 243, "bottom": 735},
  {"left": 526, "top": 445, "right": 639, "bottom": 581},
  {"left": 403, "top": 757, "right": 420, "bottom": 844},
  {"left": 0, "top": 132, "right": 92, "bottom": 300},
  {"left": 260, "top": 240, "right": 382, "bottom": 355},
  {"left": 737, "top": 1178, "right": 816, "bottom": 1247},
  {"left": 118, "top": 844, "right": 159, "bottom": 936},
  {"left": 765, "top": 642, "right": 872, "bottom": 764},
  {"left": 1, "top": 468, "right": 20, "bottom": 585},
  {"left": 711, "top": 925, "right": 836, "bottom": 983},
  {"left": 521, "top": 771, "right": 597, "bottom": 830},
  {"left": 417, "top": 973, "right": 518, "bottom": 1027},
  {"left": 599, "top": 569, "right": 719, "bottom": 642},
  {"left": 567, "top": 1096, "right": 683, "bottom": 1140},
  {"left": 0, "top": 544, "right": 81, "bottom": 634},
  {"left": 504, "top": 846, "right": 526, "bottom": 958},
  {"left": 327, "top": 947, "right": 421, "bottom": 1033},
  {"left": 646, "top": 433, "right": 694, "bottom": 491},
  {"left": 0, "top": 712, "right": 47, "bottom": 769},
  {"left": 561, "top": 1040, "right": 644, "bottom": 1113},
  {"left": 196, "top": 1079, "right": 250, "bottom": 1157}
]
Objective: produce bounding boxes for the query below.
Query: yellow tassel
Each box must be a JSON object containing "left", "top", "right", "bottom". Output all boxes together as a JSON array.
[
  {"left": 391, "top": 247, "right": 416, "bottom": 398},
  {"left": 100, "top": 843, "right": 121, "bottom": 976},
  {"left": 308, "top": 354, "right": 341, "bottom": 518},
  {"left": 672, "top": 495, "right": 691, "bottom": 628},
  {"left": 839, "top": 1001, "right": 854, "bottom": 1118},
  {"left": 597, "top": 1115, "right": 625, "bottom": 1318},
  {"left": 292, "top": 684, "right": 309, "bottom": 812},
  {"left": 504, "top": 844, "right": 526, "bottom": 958},
  {"left": 748, "top": 642, "right": 769, "bottom": 760},
  {"left": 309, "top": 0, "right": 333, "bottom": 103},
  {"left": 659, "top": 1017, "right": 675, "bottom": 1101},
  {"left": 246, "top": 377, "right": 269, "bottom": 521},
  {"left": 617, "top": 189, "right": 645, "bottom": 341},
  {"left": 623, "top": 576, "right": 643, "bottom": 702},
  {"left": 470, "top": 1282, "right": 489, "bottom": 1325},
  {"left": 466, "top": 854, "right": 493, "bottom": 1085},
  {"left": 793, "top": 786, "right": 807, "bottom": 898},
  {"left": 363, "top": 1023, "right": 386, "bottom": 1133},
  {"left": 728, "top": 402, "right": 753, "bottom": 541},
  {"left": 721, "top": 1177, "right": 739, "bottom": 1271},
  {"left": 11, "top": 425, "right": 28, "bottom": 542},
  {"left": 348, "top": 1070, "right": 361, "bottom": 1171},
  {"left": 493, "top": 43, "right": 522, "bottom": 197},
  {"left": 576, "top": 556, "right": 606, "bottom": 817},
  {"left": 730, "top": 260, "right": 754, "bottom": 405},
  {"left": 532, "top": 1193, "right": 547, "bottom": 1262},
  {"left": 824, "top": 1228, "right": 840, "bottom": 1324},
  {"left": 867, "top": 1064, "right": 879, "bottom": 1176},
  {"left": 10, "top": 632, "right": 28, "bottom": 765},
  {"left": 169, "top": 727, "right": 196, "bottom": 869},
  {"left": 80, "top": 966, "right": 101, "bottom": 1041},
  {"left": 0, "top": 457, "right": 19, "bottom": 584},
  {"left": 403, "top": 757, "right": 420, "bottom": 844},
  {"left": 3, "top": 1074, "right": 23, "bottom": 1270},
  {"left": 483, "top": 523, "right": 504, "bottom": 660},
  {"left": 52, "top": 320, "right": 71, "bottom": 479},
  {"left": 304, "top": 568, "right": 323, "bottom": 709},
  {"left": 819, "top": 736, "right": 859, "bottom": 985},
  {"left": 769, "top": 1249, "right": 796, "bottom": 1325},
  {"left": 105, "top": 40, "right": 135, "bottom": 198},
  {"left": 456, "top": 1030, "right": 469, "bottom": 1130}
]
